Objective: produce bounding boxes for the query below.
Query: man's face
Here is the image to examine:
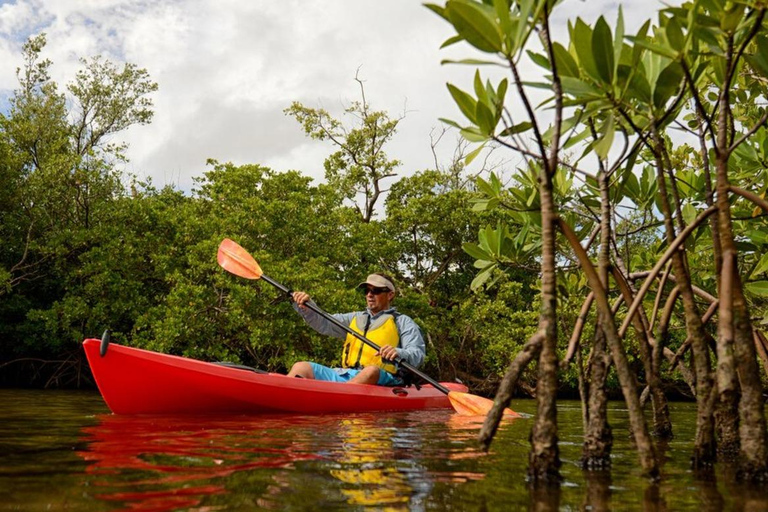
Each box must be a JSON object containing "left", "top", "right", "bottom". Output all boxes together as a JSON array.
[{"left": 364, "top": 286, "right": 394, "bottom": 313}]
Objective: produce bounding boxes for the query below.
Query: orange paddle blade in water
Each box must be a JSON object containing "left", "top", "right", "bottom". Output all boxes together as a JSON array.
[
  {"left": 217, "top": 239, "right": 263, "bottom": 279},
  {"left": 448, "top": 391, "right": 520, "bottom": 417}
]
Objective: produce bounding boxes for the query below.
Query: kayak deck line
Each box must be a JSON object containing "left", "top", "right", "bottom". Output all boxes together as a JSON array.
[{"left": 82, "top": 339, "right": 468, "bottom": 415}]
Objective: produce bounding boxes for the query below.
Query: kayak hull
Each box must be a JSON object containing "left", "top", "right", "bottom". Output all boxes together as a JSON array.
[{"left": 82, "top": 339, "right": 467, "bottom": 415}]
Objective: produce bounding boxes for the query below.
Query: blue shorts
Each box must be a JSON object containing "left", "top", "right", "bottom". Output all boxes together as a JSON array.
[{"left": 308, "top": 362, "right": 402, "bottom": 386}]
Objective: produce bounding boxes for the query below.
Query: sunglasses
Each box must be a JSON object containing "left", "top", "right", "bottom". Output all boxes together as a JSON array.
[{"left": 362, "top": 286, "right": 390, "bottom": 296}]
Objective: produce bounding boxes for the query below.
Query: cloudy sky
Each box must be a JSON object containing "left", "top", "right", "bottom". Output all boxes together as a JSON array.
[{"left": 0, "top": 0, "right": 668, "bottom": 192}]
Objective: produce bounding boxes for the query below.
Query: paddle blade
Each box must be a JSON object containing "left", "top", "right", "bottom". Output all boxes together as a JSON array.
[
  {"left": 448, "top": 391, "right": 520, "bottom": 418},
  {"left": 217, "top": 238, "right": 263, "bottom": 279}
]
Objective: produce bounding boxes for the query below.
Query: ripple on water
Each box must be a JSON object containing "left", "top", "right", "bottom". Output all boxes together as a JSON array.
[{"left": 1, "top": 391, "right": 767, "bottom": 510}]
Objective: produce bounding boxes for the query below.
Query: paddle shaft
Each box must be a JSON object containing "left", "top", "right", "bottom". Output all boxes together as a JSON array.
[{"left": 259, "top": 273, "right": 452, "bottom": 395}]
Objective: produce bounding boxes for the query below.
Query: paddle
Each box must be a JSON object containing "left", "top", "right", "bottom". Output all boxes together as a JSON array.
[{"left": 217, "top": 238, "right": 518, "bottom": 417}]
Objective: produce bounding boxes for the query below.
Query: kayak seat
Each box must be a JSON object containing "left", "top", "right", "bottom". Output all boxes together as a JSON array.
[{"left": 213, "top": 362, "right": 268, "bottom": 374}]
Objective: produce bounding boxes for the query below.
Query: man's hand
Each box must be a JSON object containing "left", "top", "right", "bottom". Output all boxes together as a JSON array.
[
  {"left": 378, "top": 345, "right": 399, "bottom": 363},
  {"left": 292, "top": 291, "right": 311, "bottom": 308}
]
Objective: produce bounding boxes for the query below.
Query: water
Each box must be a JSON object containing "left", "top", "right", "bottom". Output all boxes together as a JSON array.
[{"left": 0, "top": 389, "right": 765, "bottom": 511}]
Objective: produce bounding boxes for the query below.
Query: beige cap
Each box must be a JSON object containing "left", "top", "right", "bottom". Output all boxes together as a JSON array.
[{"left": 358, "top": 273, "right": 396, "bottom": 292}]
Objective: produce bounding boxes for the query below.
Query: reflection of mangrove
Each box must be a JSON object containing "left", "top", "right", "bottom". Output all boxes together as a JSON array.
[
  {"left": 582, "top": 469, "right": 611, "bottom": 512},
  {"left": 78, "top": 414, "right": 320, "bottom": 511},
  {"left": 529, "top": 482, "right": 561, "bottom": 512}
]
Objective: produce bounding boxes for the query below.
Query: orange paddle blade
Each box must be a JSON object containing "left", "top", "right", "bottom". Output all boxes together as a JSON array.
[
  {"left": 448, "top": 391, "right": 520, "bottom": 418},
  {"left": 217, "top": 239, "right": 263, "bottom": 279}
]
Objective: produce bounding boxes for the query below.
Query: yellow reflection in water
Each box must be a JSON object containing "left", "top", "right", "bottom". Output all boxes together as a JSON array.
[{"left": 330, "top": 417, "right": 414, "bottom": 510}]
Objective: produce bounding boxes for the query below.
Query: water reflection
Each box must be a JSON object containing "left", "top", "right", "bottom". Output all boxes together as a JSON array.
[
  {"left": 77, "top": 410, "right": 504, "bottom": 511},
  {"left": 529, "top": 482, "right": 562, "bottom": 512},
  {"left": 79, "top": 414, "right": 322, "bottom": 510},
  {"left": 8, "top": 392, "right": 766, "bottom": 510},
  {"left": 328, "top": 417, "right": 423, "bottom": 510},
  {"left": 582, "top": 469, "right": 611, "bottom": 512}
]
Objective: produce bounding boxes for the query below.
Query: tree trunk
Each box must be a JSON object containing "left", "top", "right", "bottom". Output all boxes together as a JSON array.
[
  {"left": 698, "top": 98, "right": 741, "bottom": 463},
  {"left": 651, "top": 132, "right": 715, "bottom": 467},
  {"left": 717, "top": 215, "right": 767, "bottom": 478},
  {"left": 527, "top": 165, "right": 562, "bottom": 483},
  {"left": 581, "top": 328, "right": 612, "bottom": 468},
  {"left": 714, "top": 63, "right": 768, "bottom": 476},
  {"left": 611, "top": 265, "right": 672, "bottom": 438},
  {"left": 479, "top": 331, "right": 543, "bottom": 450},
  {"left": 559, "top": 220, "right": 658, "bottom": 477},
  {"left": 581, "top": 170, "right": 613, "bottom": 467}
]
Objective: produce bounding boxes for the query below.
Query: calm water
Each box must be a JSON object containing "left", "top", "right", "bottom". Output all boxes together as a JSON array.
[{"left": 0, "top": 389, "right": 765, "bottom": 511}]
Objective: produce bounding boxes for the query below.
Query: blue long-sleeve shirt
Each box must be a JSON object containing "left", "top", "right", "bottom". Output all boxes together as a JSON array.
[{"left": 292, "top": 301, "right": 426, "bottom": 368}]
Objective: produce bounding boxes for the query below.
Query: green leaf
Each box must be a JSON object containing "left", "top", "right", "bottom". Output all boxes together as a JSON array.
[
  {"left": 613, "top": 7, "right": 625, "bottom": 77},
  {"left": 720, "top": 4, "right": 743, "bottom": 32},
  {"left": 552, "top": 42, "right": 579, "bottom": 78},
  {"left": 485, "top": 225, "right": 499, "bottom": 255},
  {"left": 592, "top": 16, "right": 614, "bottom": 83},
  {"left": 461, "top": 127, "right": 490, "bottom": 142},
  {"left": 627, "top": 69, "right": 652, "bottom": 103},
  {"left": 499, "top": 121, "right": 533, "bottom": 136},
  {"left": 438, "top": 117, "right": 463, "bottom": 129},
  {"left": 629, "top": 37, "right": 678, "bottom": 59},
  {"left": 440, "top": 58, "right": 506, "bottom": 66},
  {"left": 752, "top": 253, "right": 768, "bottom": 278},
  {"left": 476, "top": 176, "right": 495, "bottom": 196},
  {"left": 560, "top": 76, "right": 603, "bottom": 99},
  {"left": 470, "top": 264, "right": 495, "bottom": 290},
  {"left": 473, "top": 69, "right": 489, "bottom": 105},
  {"left": 745, "top": 280, "right": 768, "bottom": 297},
  {"left": 497, "top": 78, "right": 508, "bottom": 107},
  {"left": 493, "top": 0, "right": 513, "bottom": 35},
  {"left": 572, "top": 18, "right": 600, "bottom": 82},
  {"left": 681, "top": 202, "right": 697, "bottom": 226},
  {"left": 465, "top": 142, "right": 487, "bottom": 165},
  {"left": 440, "top": 34, "right": 466, "bottom": 49},
  {"left": 562, "top": 126, "right": 591, "bottom": 150},
  {"left": 594, "top": 115, "right": 615, "bottom": 159},
  {"left": 653, "top": 62, "right": 683, "bottom": 108},
  {"left": 474, "top": 259, "right": 494, "bottom": 269},
  {"left": 475, "top": 100, "right": 496, "bottom": 134},
  {"left": 665, "top": 16, "right": 684, "bottom": 52},
  {"left": 447, "top": 83, "right": 477, "bottom": 122},
  {"left": 632, "top": 20, "right": 651, "bottom": 66},
  {"left": 424, "top": 3, "right": 449, "bottom": 21},
  {"left": 527, "top": 50, "right": 550, "bottom": 70},
  {"left": 745, "top": 54, "right": 768, "bottom": 80},
  {"left": 514, "top": 0, "right": 535, "bottom": 52},
  {"left": 446, "top": 0, "right": 503, "bottom": 54},
  {"left": 463, "top": 242, "right": 493, "bottom": 261}
]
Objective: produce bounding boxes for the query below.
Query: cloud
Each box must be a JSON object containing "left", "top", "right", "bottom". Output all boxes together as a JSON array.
[{"left": 0, "top": 0, "right": 677, "bottom": 192}]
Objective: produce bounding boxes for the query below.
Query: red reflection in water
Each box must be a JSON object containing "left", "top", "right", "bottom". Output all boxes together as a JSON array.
[
  {"left": 78, "top": 414, "right": 321, "bottom": 511},
  {"left": 78, "top": 411, "right": 510, "bottom": 510}
]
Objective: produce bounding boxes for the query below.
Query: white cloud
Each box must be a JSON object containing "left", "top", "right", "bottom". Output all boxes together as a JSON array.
[{"left": 0, "top": 0, "right": 676, "bottom": 192}]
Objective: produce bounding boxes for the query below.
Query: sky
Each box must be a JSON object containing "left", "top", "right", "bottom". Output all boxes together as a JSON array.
[{"left": 0, "top": 0, "right": 669, "bottom": 193}]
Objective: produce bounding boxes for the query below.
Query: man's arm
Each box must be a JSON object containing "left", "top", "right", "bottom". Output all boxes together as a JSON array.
[
  {"left": 394, "top": 315, "right": 426, "bottom": 367},
  {"left": 292, "top": 300, "right": 354, "bottom": 340}
]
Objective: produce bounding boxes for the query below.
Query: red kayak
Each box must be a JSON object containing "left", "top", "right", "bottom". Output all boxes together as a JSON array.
[{"left": 83, "top": 338, "right": 468, "bottom": 415}]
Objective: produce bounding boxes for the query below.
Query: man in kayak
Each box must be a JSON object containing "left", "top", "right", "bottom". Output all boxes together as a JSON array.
[{"left": 287, "top": 273, "right": 425, "bottom": 385}]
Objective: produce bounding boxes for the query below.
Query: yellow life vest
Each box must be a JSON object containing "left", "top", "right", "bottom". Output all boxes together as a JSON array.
[{"left": 342, "top": 313, "right": 399, "bottom": 375}]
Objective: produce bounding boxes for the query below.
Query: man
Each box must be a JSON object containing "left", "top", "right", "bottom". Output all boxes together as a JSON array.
[{"left": 287, "top": 273, "right": 425, "bottom": 385}]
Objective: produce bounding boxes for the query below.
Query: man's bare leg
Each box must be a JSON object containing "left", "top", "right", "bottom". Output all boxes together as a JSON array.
[
  {"left": 287, "top": 361, "right": 315, "bottom": 378},
  {"left": 348, "top": 366, "right": 380, "bottom": 385}
]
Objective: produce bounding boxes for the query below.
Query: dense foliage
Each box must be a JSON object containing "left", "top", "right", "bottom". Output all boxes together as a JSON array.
[{"left": 0, "top": 35, "right": 542, "bottom": 390}]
